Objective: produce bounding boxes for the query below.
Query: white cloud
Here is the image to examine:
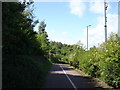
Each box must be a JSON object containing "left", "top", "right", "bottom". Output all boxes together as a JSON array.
[
  {"left": 53, "top": 37, "right": 76, "bottom": 45},
  {"left": 81, "top": 13, "right": 118, "bottom": 49},
  {"left": 52, "top": 35, "right": 76, "bottom": 45},
  {"left": 46, "top": 30, "right": 76, "bottom": 44},
  {"left": 89, "top": 0, "right": 111, "bottom": 14},
  {"left": 107, "top": 14, "right": 118, "bottom": 34},
  {"left": 69, "top": 0, "right": 86, "bottom": 17},
  {"left": 45, "top": 2, "right": 118, "bottom": 47},
  {"left": 33, "top": 0, "right": 119, "bottom": 2},
  {"left": 69, "top": 0, "right": 111, "bottom": 17},
  {"left": 47, "top": 13, "right": 118, "bottom": 46},
  {"left": 62, "top": 32, "right": 68, "bottom": 36}
]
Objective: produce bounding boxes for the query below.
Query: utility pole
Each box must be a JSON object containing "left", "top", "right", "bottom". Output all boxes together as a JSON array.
[
  {"left": 118, "top": 1, "right": 120, "bottom": 39},
  {"left": 104, "top": 0, "right": 108, "bottom": 42},
  {"left": 87, "top": 25, "right": 91, "bottom": 50}
]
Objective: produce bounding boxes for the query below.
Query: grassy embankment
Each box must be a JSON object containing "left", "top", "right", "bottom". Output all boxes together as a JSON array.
[{"left": 2, "top": 55, "right": 52, "bottom": 88}]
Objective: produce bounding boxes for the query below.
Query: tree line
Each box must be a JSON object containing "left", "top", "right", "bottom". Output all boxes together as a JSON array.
[
  {"left": 2, "top": 1, "right": 51, "bottom": 88},
  {"left": 2, "top": 1, "right": 49, "bottom": 56}
]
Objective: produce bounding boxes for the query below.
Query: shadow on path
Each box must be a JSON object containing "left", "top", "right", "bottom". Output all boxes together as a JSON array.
[{"left": 44, "top": 64, "right": 103, "bottom": 89}]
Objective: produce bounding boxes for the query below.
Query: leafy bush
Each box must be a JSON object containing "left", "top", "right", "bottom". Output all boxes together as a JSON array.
[{"left": 67, "top": 33, "right": 120, "bottom": 88}]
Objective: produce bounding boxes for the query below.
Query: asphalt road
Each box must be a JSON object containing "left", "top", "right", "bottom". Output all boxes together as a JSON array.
[{"left": 44, "top": 64, "right": 98, "bottom": 89}]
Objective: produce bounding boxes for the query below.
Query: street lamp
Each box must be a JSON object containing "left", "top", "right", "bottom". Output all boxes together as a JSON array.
[{"left": 87, "top": 25, "right": 91, "bottom": 50}]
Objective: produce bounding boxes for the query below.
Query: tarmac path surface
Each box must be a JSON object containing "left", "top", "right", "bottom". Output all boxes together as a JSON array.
[{"left": 44, "top": 64, "right": 98, "bottom": 89}]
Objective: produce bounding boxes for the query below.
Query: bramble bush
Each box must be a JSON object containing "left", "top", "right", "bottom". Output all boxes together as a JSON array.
[{"left": 68, "top": 33, "right": 120, "bottom": 88}]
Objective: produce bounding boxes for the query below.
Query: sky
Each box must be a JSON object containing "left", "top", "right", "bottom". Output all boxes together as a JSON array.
[{"left": 33, "top": 0, "right": 118, "bottom": 49}]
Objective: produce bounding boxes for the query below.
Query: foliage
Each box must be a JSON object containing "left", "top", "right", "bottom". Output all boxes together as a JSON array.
[
  {"left": 2, "top": 2, "right": 40, "bottom": 55},
  {"left": 49, "top": 41, "right": 72, "bottom": 63},
  {"left": 2, "top": 55, "right": 52, "bottom": 88},
  {"left": 66, "top": 33, "right": 120, "bottom": 88},
  {"left": 49, "top": 33, "right": 120, "bottom": 88},
  {"left": 2, "top": 1, "right": 119, "bottom": 89},
  {"left": 36, "top": 21, "right": 49, "bottom": 55},
  {"left": 2, "top": 1, "right": 51, "bottom": 88}
]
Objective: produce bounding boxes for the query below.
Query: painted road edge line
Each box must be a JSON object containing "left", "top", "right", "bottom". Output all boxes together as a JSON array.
[{"left": 59, "top": 64, "right": 77, "bottom": 90}]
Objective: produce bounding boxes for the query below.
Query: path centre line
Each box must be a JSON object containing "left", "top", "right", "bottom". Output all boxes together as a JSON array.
[{"left": 59, "top": 64, "right": 77, "bottom": 90}]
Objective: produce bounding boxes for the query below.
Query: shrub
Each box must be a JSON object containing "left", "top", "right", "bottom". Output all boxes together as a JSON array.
[{"left": 68, "top": 33, "right": 120, "bottom": 88}]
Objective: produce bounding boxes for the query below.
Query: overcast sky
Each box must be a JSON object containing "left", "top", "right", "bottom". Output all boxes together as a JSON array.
[{"left": 33, "top": 0, "right": 118, "bottom": 49}]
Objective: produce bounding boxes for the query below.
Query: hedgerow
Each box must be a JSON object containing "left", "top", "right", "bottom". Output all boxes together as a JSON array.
[{"left": 68, "top": 33, "right": 120, "bottom": 88}]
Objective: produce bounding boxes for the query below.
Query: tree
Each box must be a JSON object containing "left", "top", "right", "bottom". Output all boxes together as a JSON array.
[
  {"left": 38, "top": 21, "right": 46, "bottom": 35},
  {"left": 2, "top": 1, "right": 39, "bottom": 55},
  {"left": 36, "top": 21, "right": 49, "bottom": 55}
]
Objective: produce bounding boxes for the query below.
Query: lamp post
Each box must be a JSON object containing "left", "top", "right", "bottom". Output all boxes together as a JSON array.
[{"left": 87, "top": 25, "right": 91, "bottom": 50}]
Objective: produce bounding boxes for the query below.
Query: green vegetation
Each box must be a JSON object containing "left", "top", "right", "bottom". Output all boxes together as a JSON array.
[
  {"left": 50, "top": 33, "right": 120, "bottom": 88},
  {"left": 2, "top": 1, "right": 119, "bottom": 89},
  {"left": 3, "top": 55, "right": 51, "bottom": 88},
  {"left": 2, "top": 1, "right": 51, "bottom": 88}
]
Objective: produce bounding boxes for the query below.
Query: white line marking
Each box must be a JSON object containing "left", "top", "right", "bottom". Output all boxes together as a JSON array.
[{"left": 59, "top": 64, "right": 77, "bottom": 90}]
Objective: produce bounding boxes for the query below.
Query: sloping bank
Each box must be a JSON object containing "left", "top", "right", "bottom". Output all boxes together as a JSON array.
[{"left": 2, "top": 55, "right": 52, "bottom": 88}]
